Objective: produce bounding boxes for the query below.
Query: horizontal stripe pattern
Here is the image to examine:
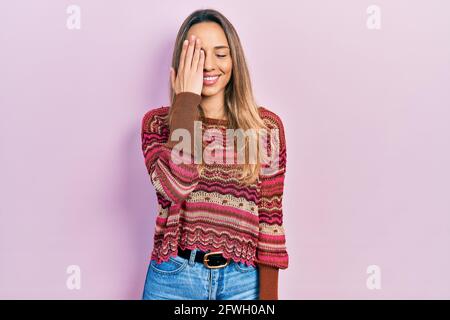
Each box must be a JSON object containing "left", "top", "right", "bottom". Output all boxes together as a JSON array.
[{"left": 141, "top": 105, "right": 289, "bottom": 269}]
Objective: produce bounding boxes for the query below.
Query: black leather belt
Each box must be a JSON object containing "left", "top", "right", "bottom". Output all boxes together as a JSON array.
[{"left": 177, "top": 247, "right": 231, "bottom": 269}]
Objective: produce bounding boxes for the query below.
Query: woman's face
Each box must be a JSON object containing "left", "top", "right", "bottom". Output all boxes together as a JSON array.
[{"left": 186, "top": 22, "right": 232, "bottom": 97}]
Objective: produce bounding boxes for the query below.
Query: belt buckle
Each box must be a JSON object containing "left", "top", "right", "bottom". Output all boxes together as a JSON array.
[{"left": 203, "top": 251, "right": 230, "bottom": 269}]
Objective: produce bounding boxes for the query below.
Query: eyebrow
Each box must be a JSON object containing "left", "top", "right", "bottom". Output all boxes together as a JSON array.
[{"left": 201, "top": 45, "right": 229, "bottom": 50}]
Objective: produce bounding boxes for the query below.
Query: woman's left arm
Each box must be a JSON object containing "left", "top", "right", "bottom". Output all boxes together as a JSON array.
[
  {"left": 255, "top": 110, "right": 289, "bottom": 299},
  {"left": 259, "top": 265, "right": 279, "bottom": 300}
]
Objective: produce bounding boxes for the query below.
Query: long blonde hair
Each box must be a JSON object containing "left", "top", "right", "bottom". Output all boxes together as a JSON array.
[{"left": 168, "top": 9, "right": 269, "bottom": 185}]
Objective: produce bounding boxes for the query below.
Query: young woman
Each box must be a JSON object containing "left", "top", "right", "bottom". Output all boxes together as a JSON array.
[{"left": 141, "top": 9, "right": 288, "bottom": 300}]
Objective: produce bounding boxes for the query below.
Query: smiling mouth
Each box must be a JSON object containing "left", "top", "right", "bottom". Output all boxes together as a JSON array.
[
  {"left": 203, "top": 75, "right": 221, "bottom": 80},
  {"left": 203, "top": 75, "right": 221, "bottom": 86}
]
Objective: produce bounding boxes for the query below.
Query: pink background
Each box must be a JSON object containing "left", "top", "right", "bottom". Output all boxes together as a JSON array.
[{"left": 1, "top": 0, "right": 449, "bottom": 299}]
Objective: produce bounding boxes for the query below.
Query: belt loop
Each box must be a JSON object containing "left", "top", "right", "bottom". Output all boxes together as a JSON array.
[{"left": 189, "top": 248, "right": 198, "bottom": 266}]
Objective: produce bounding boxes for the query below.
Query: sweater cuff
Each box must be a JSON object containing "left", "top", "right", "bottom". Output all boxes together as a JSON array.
[
  {"left": 258, "top": 264, "right": 279, "bottom": 300},
  {"left": 165, "top": 92, "right": 202, "bottom": 157}
]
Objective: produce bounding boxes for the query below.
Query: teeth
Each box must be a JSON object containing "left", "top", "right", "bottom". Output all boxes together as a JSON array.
[{"left": 203, "top": 76, "right": 219, "bottom": 80}]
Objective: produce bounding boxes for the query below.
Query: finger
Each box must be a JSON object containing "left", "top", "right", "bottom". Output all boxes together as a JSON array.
[
  {"left": 184, "top": 35, "right": 196, "bottom": 73},
  {"left": 178, "top": 39, "right": 188, "bottom": 76},
  {"left": 197, "top": 49, "right": 205, "bottom": 73},
  {"left": 192, "top": 38, "right": 201, "bottom": 71}
]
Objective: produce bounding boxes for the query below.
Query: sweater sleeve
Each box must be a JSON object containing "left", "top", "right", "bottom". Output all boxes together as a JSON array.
[
  {"left": 258, "top": 265, "right": 279, "bottom": 300},
  {"left": 141, "top": 92, "right": 202, "bottom": 204},
  {"left": 255, "top": 110, "right": 289, "bottom": 270}
]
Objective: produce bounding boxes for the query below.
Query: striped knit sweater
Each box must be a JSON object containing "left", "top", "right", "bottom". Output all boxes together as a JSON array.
[{"left": 141, "top": 92, "right": 289, "bottom": 280}]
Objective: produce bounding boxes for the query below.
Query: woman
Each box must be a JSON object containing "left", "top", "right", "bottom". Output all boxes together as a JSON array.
[{"left": 141, "top": 8, "right": 288, "bottom": 300}]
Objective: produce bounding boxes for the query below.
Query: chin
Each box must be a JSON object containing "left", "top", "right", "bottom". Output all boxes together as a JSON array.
[{"left": 201, "top": 87, "right": 224, "bottom": 96}]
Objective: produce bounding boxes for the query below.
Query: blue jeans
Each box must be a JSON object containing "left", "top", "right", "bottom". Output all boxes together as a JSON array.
[{"left": 142, "top": 248, "right": 259, "bottom": 300}]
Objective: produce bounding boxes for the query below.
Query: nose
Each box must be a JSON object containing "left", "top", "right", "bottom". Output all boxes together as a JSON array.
[{"left": 203, "top": 51, "right": 214, "bottom": 70}]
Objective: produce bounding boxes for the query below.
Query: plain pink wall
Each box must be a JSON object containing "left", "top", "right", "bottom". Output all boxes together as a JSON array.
[{"left": 1, "top": 0, "right": 449, "bottom": 299}]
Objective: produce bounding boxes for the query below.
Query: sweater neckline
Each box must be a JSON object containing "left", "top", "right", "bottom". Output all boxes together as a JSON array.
[{"left": 201, "top": 116, "right": 229, "bottom": 125}]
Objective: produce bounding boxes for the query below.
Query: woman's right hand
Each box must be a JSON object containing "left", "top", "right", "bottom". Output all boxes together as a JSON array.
[{"left": 170, "top": 35, "right": 205, "bottom": 96}]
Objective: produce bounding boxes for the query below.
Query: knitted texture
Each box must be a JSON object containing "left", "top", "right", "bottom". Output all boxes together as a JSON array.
[{"left": 141, "top": 93, "right": 289, "bottom": 269}]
